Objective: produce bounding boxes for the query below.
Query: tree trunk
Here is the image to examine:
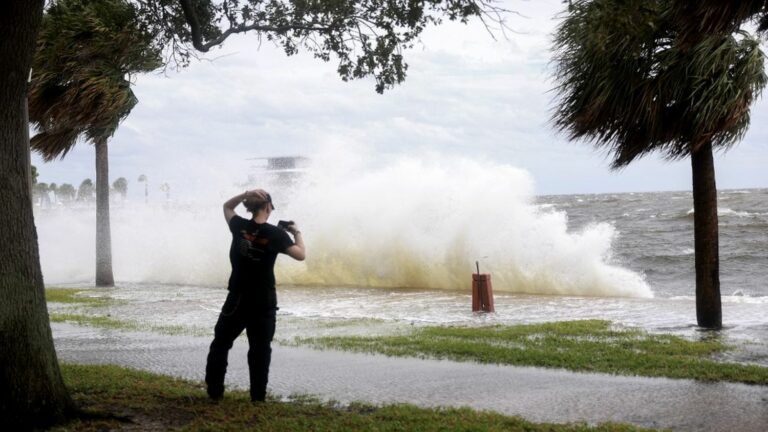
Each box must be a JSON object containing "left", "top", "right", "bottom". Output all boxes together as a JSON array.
[
  {"left": 0, "top": 0, "right": 73, "bottom": 428},
  {"left": 691, "top": 141, "right": 722, "bottom": 329},
  {"left": 95, "top": 139, "right": 114, "bottom": 287}
]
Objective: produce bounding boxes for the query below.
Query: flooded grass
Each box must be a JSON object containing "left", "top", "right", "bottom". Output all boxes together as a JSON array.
[
  {"left": 49, "top": 313, "right": 203, "bottom": 336},
  {"left": 46, "top": 287, "right": 206, "bottom": 336},
  {"left": 299, "top": 320, "right": 768, "bottom": 385},
  {"left": 45, "top": 287, "right": 118, "bottom": 307},
  {"left": 55, "top": 363, "right": 654, "bottom": 432},
  {"left": 46, "top": 287, "right": 768, "bottom": 385}
]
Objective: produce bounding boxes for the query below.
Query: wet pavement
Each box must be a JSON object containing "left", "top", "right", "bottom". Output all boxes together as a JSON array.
[{"left": 53, "top": 323, "right": 768, "bottom": 432}]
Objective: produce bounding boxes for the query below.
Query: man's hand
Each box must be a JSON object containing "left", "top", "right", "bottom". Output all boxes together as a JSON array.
[
  {"left": 244, "top": 189, "right": 268, "bottom": 201},
  {"left": 224, "top": 189, "right": 268, "bottom": 224},
  {"left": 286, "top": 222, "right": 300, "bottom": 235},
  {"left": 284, "top": 222, "right": 305, "bottom": 261}
]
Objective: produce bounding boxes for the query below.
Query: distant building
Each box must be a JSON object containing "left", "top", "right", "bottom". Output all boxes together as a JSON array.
[
  {"left": 264, "top": 156, "right": 310, "bottom": 171},
  {"left": 244, "top": 156, "right": 310, "bottom": 188}
]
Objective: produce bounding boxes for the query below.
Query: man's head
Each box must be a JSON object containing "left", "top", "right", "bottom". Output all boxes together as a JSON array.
[{"left": 243, "top": 191, "right": 274, "bottom": 215}]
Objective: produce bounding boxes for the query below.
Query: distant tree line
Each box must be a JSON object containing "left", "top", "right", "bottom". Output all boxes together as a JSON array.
[{"left": 31, "top": 165, "right": 128, "bottom": 207}]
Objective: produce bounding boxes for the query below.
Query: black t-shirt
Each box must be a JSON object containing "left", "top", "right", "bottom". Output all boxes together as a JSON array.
[{"left": 227, "top": 215, "right": 294, "bottom": 308}]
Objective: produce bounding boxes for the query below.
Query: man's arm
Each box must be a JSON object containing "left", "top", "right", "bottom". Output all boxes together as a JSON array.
[
  {"left": 284, "top": 224, "right": 305, "bottom": 261},
  {"left": 223, "top": 192, "right": 246, "bottom": 223}
]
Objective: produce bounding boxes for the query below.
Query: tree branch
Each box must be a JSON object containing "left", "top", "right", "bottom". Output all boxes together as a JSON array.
[{"left": 179, "top": 0, "right": 332, "bottom": 52}]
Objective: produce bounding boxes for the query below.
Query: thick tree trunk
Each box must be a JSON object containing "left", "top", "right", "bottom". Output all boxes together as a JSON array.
[
  {"left": 0, "top": 0, "right": 73, "bottom": 428},
  {"left": 95, "top": 139, "right": 114, "bottom": 287},
  {"left": 691, "top": 141, "right": 722, "bottom": 329}
]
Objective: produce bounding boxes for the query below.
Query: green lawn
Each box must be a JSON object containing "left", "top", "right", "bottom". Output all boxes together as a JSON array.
[
  {"left": 45, "top": 287, "right": 117, "bottom": 307},
  {"left": 298, "top": 320, "right": 768, "bottom": 384}
]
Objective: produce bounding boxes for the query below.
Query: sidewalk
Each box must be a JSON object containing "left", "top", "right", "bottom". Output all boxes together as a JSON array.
[{"left": 53, "top": 323, "right": 768, "bottom": 432}]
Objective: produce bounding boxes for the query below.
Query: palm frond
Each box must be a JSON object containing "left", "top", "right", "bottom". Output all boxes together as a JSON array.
[
  {"left": 27, "top": 0, "right": 162, "bottom": 159},
  {"left": 669, "top": 0, "right": 768, "bottom": 42},
  {"left": 30, "top": 128, "right": 81, "bottom": 161},
  {"left": 552, "top": 0, "right": 767, "bottom": 169}
]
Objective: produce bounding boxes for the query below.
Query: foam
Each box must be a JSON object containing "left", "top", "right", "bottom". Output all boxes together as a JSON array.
[{"left": 35, "top": 146, "right": 653, "bottom": 298}]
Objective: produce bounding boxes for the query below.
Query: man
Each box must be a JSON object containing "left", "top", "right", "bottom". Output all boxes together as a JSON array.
[{"left": 205, "top": 188, "right": 305, "bottom": 402}]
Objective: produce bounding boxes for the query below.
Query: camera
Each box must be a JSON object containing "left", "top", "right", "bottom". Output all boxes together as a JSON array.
[{"left": 277, "top": 220, "right": 294, "bottom": 230}]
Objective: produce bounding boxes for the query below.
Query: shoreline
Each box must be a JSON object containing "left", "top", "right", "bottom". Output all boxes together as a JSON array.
[{"left": 46, "top": 284, "right": 768, "bottom": 367}]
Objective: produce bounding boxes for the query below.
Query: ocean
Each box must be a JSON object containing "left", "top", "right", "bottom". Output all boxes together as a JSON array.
[{"left": 541, "top": 188, "right": 768, "bottom": 299}]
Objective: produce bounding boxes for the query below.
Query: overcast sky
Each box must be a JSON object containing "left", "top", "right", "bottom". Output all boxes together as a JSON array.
[{"left": 31, "top": 0, "right": 768, "bottom": 198}]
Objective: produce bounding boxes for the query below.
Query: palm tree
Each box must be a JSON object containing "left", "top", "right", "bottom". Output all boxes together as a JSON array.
[
  {"left": 58, "top": 183, "right": 76, "bottom": 203},
  {"left": 30, "top": 165, "right": 39, "bottom": 186},
  {"left": 49, "top": 183, "right": 58, "bottom": 205},
  {"left": 159, "top": 182, "right": 170, "bottom": 201},
  {"left": 552, "top": 0, "right": 766, "bottom": 329},
  {"left": 33, "top": 182, "right": 50, "bottom": 207},
  {"left": 77, "top": 179, "right": 95, "bottom": 202},
  {"left": 28, "top": 0, "right": 161, "bottom": 287},
  {"left": 112, "top": 177, "right": 128, "bottom": 200},
  {"left": 138, "top": 174, "right": 148, "bottom": 204}
]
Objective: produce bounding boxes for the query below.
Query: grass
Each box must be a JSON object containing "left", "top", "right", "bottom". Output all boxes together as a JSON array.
[
  {"left": 48, "top": 313, "right": 193, "bottom": 335},
  {"left": 45, "top": 287, "right": 117, "bottom": 307},
  {"left": 54, "top": 363, "right": 655, "bottom": 431},
  {"left": 46, "top": 287, "right": 204, "bottom": 336},
  {"left": 46, "top": 287, "right": 767, "bottom": 385},
  {"left": 298, "top": 320, "right": 768, "bottom": 385}
]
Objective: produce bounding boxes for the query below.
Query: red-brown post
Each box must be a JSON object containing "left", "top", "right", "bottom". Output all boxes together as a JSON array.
[{"left": 472, "top": 273, "right": 495, "bottom": 312}]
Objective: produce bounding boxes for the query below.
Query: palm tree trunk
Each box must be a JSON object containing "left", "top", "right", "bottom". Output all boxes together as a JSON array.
[
  {"left": 691, "top": 140, "right": 722, "bottom": 329},
  {"left": 0, "top": 0, "right": 73, "bottom": 427},
  {"left": 95, "top": 138, "right": 114, "bottom": 287}
]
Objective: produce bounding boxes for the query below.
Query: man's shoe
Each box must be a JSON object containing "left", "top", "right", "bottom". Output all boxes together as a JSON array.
[{"left": 207, "top": 386, "right": 224, "bottom": 401}]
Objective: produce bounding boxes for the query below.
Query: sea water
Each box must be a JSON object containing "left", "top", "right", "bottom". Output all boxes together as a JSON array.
[
  {"left": 35, "top": 151, "right": 767, "bottom": 362},
  {"left": 546, "top": 188, "right": 768, "bottom": 299}
]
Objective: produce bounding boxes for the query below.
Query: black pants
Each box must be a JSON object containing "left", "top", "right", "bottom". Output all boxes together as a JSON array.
[{"left": 205, "top": 291, "right": 276, "bottom": 401}]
